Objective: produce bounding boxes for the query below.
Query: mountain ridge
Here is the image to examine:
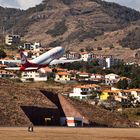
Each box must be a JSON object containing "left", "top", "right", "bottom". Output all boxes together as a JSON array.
[{"left": 0, "top": 0, "right": 140, "bottom": 62}]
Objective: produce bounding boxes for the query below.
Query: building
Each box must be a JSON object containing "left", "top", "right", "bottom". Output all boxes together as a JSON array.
[
  {"left": 80, "top": 52, "right": 94, "bottom": 62},
  {"left": 105, "top": 73, "right": 120, "bottom": 85},
  {"left": 22, "top": 42, "right": 42, "bottom": 51},
  {"left": 100, "top": 89, "right": 123, "bottom": 102},
  {"left": 90, "top": 74, "right": 104, "bottom": 82},
  {"left": 21, "top": 71, "right": 47, "bottom": 82},
  {"left": 69, "top": 84, "right": 101, "bottom": 100},
  {"left": 97, "top": 55, "right": 122, "bottom": 68},
  {"left": 60, "top": 117, "right": 83, "bottom": 127},
  {"left": 78, "top": 72, "right": 90, "bottom": 81},
  {"left": 55, "top": 72, "right": 71, "bottom": 83},
  {"left": 64, "top": 52, "right": 81, "bottom": 60},
  {"left": 0, "top": 70, "right": 16, "bottom": 78},
  {"left": 5, "top": 34, "right": 20, "bottom": 46},
  {"left": 129, "top": 89, "right": 140, "bottom": 103}
]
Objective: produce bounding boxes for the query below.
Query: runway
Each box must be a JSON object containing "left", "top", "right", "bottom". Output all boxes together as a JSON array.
[{"left": 0, "top": 127, "right": 140, "bottom": 140}]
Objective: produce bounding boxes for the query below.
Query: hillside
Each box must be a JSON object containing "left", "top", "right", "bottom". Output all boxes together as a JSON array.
[
  {"left": 0, "top": 79, "right": 57, "bottom": 126},
  {"left": 0, "top": 78, "right": 136, "bottom": 127},
  {"left": 67, "top": 98, "right": 135, "bottom": 127},
  {"left": 0, "top": 0, "right": 140, "bottom": 61}
]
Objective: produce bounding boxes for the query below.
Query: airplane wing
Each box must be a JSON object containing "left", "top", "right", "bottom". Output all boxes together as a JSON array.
[
  {"left": 5, "top": 67, "right": 38, "bottom": 71},
  {"left": 49, "top": 59, "right": 82, "bottom": 65},
  {"left": 1, "top": 60, "right": 21, "bottom": 64}
]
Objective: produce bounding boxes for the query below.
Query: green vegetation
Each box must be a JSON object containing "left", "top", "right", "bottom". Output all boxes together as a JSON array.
[
  {"left": 0, "top": 49, "right": 6, "bottom": 58},
  {"left": 116, "top": 79, "right": 129, "bottom": 89}
]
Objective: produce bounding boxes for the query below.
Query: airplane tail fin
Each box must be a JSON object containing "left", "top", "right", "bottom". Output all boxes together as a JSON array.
[{"left": 19, "top": 50, "right": 29, "bottom": 65}]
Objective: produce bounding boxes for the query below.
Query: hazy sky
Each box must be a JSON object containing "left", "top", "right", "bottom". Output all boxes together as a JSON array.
[
  {"left": 104, "top": 0, "right": 140, "bottom": 11},
  {"left": 0, "top": 0, "right": 42, "bottom": 10},
  {"left": 0, "top": 0, "right": 139, "bottom": 11}
]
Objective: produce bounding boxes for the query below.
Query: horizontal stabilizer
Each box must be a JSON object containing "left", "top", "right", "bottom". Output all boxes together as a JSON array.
[
  {"left": 50, "top": 58, "right": 82, "bottom": 65},
  {"left": 5, "top": 67, "right": 20, "bottom": 70},
  {"left": 5, "top": 67, "right": 38, "bottom": 71}
]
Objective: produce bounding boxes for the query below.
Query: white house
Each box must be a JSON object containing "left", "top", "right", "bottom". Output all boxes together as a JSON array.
[
  {"left": 105, "top": 73, "right": 120, "bottom": 85},
  {"left": 21, "top": 71, "right": 47, "bottom": 82},
  {"left": 69, "top": 84, "right": 101, "bottom": 100},
  {"left": 80, "top": 52, "right": 94, "bottom": 62},
  {"left": 22, "top": 42, "right": 42, "bottom": 51},
  {"left": 90, "top": 74, "right": 104, "bottom": 82},
  {"left": 130, "top": 89, "right": 140, "bottom": 103},
  {"left": 64, "top": 51, "right": 81, "bottom": 60}
]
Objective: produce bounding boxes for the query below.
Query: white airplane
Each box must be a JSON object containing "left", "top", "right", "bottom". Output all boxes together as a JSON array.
[{"left": 5, "top": 46, "right": 81, "bottom": 71}]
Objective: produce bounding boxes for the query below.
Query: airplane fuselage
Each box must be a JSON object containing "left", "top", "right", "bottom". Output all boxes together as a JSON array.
[{"left": 20, "top": 47, "right": 64, "bottom": 71}]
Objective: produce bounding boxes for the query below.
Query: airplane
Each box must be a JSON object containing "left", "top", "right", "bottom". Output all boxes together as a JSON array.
[{"left": 4, "top": 46, "right": 81, "bottom": 71}]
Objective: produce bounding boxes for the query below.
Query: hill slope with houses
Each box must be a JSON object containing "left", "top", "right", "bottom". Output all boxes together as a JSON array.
[{"left": 0, "top": 78, "right": 136, "bottom": 127}]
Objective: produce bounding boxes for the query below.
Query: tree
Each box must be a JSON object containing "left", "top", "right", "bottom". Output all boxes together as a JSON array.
[
  {"left": 0, "top": 49, "right": 7, "bottom": 58},
  {"left": 116, "top": 79, "right": 128, "bottom": 89}
]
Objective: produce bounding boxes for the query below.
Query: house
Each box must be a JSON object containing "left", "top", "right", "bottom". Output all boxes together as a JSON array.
[
  {"left": 64, "top": 51, "right": 81, "bottom": 60},
  {"left": 5, "top": 34, "right": 20, "bottom": 46},
  {"left": 90, "top": 74, "right": 104, "bottom": 82},
  {"left": 129, "top": 89, "right": 140, "bottom": 103},
  {"left": 105, "top": 73, "right": 120, "bottom": 85},
  {"left": 69, "top": 84, "right": 101, "bottom": 100},
  {"left": 21, "top": 42, "right": 42, "bottom": 51},
  {"left": 80, "top": 52, "right": 94, "bottom": 62},
  {"left": 100, "top": 90, "right": 110, "bottom": 101},
  {"left": 55, "top": 72, "right": 71, "bottom": 83},
  {"left": 21, "top": 71, "right": 47, "bottom": 82},
  {"left": 40, "top": 67, "right": 52, "bottom": 73},
  {"left": 78, "top": 72, "right": 90, "bottom": 81},
  {"left": 100, "top": 89, "right": 123, "bottom": 102},
  {"left": 0, "top": 70, "right": 16, "bottom": 79}
]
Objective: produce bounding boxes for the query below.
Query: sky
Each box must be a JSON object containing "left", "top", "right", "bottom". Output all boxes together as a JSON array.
[
  {"left": 0, "top": 0, "right": 139, "bottom": 11},
  {"left": 104, "top": 0, "right": 140, "bottom": 11},
  {"left": 0, "top": 0, "right": 43, "bottom": 10}
]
